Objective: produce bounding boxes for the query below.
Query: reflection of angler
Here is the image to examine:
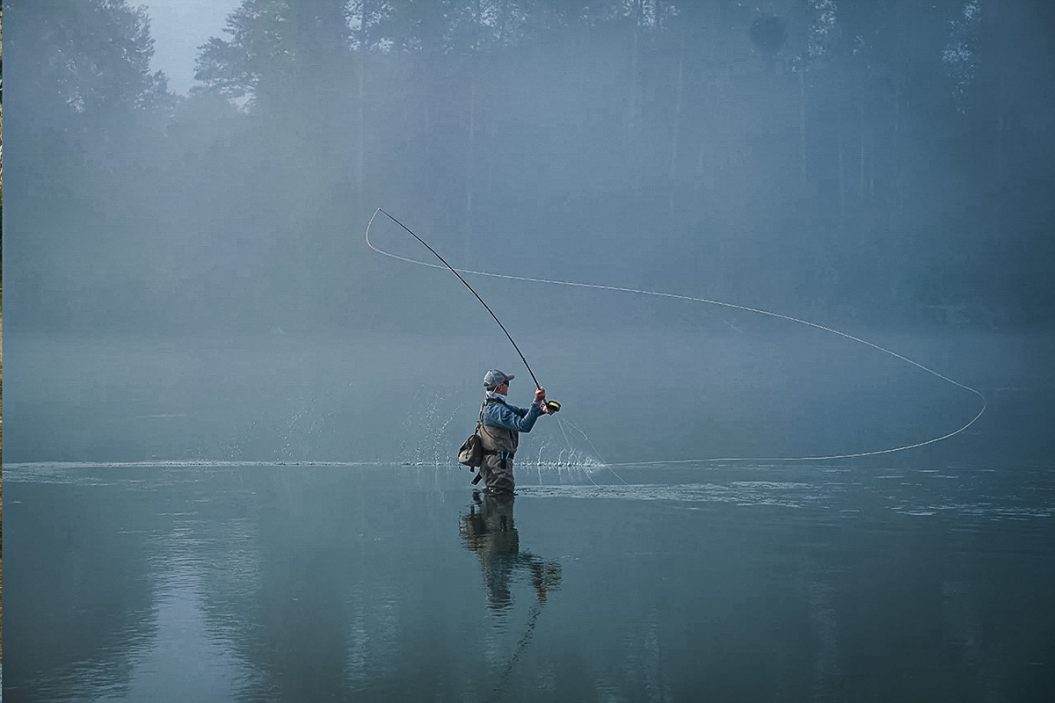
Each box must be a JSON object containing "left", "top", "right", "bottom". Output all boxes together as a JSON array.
[
  {"left": 459, "top": 493, "right": 562, "bottom": 697},
  {"left": 459, "top": 493, "right": 561, "bottom": 610}
]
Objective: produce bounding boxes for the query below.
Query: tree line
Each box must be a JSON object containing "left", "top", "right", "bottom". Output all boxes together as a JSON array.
[{"left": 6, "top": 0, "right": 1054, "bottom": 333}]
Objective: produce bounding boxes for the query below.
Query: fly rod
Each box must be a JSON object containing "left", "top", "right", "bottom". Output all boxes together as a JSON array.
[{"left": 367, "top": 208, "right": 561, "bottom": 413}]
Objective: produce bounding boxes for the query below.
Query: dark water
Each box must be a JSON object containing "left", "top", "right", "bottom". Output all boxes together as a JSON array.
[{"left": 5, "top": 460, "right": 1054, "bottom": 702}]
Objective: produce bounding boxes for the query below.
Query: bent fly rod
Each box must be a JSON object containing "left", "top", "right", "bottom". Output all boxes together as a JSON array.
[{"left": 366, "top": 208, "right": 561, "bottom": 413}]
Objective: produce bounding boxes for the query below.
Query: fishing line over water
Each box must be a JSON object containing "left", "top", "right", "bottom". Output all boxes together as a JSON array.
[{"left": 365, "top": 208, "right": 987, "bottom": 467}]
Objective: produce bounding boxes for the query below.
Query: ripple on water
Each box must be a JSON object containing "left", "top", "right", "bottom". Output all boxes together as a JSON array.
[
  {"left": 516, "top": 481, "right": 827, "bottom": 508},
  {"left": 891, "top": 503, "right": 1054, "bottom": 520}
]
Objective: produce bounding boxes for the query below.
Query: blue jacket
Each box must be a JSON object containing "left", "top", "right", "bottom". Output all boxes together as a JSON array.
[{"left": 481, "top": 396, "right": 542, "bottom": 434}]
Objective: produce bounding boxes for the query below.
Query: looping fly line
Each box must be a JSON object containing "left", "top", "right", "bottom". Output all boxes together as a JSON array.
[{"left": 365, "top": 208, "right": 987, "bottom": 466}]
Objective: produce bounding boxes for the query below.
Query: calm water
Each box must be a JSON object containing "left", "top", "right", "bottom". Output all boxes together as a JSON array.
[{"left": 5, "top": 459, "right": 1054, "bottom": 702}]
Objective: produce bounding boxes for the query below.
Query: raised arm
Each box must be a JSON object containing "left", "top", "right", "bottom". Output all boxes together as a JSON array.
[{"left": 488, "top": 401, "right": 543, "bottom": 433}]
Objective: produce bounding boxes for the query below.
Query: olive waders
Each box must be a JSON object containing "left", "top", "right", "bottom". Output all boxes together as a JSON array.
[{"left": 477, "top": 399, "right": 520, "bottom": 495}]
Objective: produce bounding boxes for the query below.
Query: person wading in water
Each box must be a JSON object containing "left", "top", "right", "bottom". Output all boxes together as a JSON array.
[{"left": 477, "top": 369, "right": 551, "bottom": 495}]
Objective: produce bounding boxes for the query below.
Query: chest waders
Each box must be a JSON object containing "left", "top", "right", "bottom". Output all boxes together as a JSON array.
[{"left": 476, "top": 398, "right": 519, "bottom": 494}]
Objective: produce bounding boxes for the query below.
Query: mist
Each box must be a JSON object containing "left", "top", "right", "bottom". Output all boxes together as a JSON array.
[
  {"left": 5, "top": 0, "right": 1055, "bottom": 466},
  {"left": 6, "top": 3, "right": 1055, "bottom": 700}
]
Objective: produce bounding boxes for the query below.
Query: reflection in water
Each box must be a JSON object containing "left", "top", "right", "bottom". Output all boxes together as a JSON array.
[
  {"left": 459, "top": 492, "right": 562, "bottom": 697},
  {"left": 7, "top": 463, "right": 1055, "bottom": 701},
  {"left": 4, "top": 481, "right": 162, "bottom": 702},
  {"left": 459, "top": 492, "right": 561, "bottom": 612}
]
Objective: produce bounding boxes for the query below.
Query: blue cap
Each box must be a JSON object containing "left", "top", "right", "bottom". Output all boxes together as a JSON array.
[{"left": 483, "top": 369, "right": 515, "bottom": 389}]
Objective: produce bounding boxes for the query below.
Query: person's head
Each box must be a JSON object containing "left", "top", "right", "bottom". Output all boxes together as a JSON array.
[{"left": 483, "top": 369, "right": 514, "bottom": 394}]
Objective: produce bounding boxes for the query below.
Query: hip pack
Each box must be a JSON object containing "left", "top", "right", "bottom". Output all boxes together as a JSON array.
[
  {"left": 458, "top": 399, "right": 510, "bottom": 484},
  {"left": 457, "top": 426, "right": 484, "bottom": 468}
]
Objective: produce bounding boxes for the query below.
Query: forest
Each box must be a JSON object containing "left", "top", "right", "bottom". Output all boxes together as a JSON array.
[{"left": 5, "top": 0, "right": 1054, "bottom": 335}]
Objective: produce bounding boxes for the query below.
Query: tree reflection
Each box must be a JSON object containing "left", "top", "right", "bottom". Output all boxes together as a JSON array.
[{"left": 5, "top": 479, "right": 161, "bottom": 701}]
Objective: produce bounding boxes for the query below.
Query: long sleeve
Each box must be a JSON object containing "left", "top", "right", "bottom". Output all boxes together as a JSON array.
[{"left": 483, "top": 400, "right": 542, "bottom": 433}]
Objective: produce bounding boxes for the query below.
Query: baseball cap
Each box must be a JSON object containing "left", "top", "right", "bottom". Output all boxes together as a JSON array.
[{"left": 483, "top": 369, "right": 515, "bottom": 389}]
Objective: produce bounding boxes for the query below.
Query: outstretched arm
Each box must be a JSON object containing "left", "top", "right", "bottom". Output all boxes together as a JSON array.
[{"left": 488, "top": 402, "right": 543, "bottom": 432}]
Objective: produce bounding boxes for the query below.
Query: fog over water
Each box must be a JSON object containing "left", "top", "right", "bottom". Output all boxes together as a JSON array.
[{"left": 4, "top": 1, "right": 1055, "bottom": 701}]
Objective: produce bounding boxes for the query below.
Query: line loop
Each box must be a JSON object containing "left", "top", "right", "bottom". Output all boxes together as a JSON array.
[{"left": 366, "top": 212, "right": 987, "bottom": 465}]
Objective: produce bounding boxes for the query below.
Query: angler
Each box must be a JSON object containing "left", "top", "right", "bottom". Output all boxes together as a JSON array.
[
  {"left": 366, "top": 208, "right": 564, "bottom": 487},
  {"left": 476, "top": 369, "right": 552, "bottom": 495}
]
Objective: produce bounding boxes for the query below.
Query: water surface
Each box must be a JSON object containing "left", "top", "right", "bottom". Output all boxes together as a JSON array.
[{"left": 5, "top": 460, "right": 1053, "bottom": 702}]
